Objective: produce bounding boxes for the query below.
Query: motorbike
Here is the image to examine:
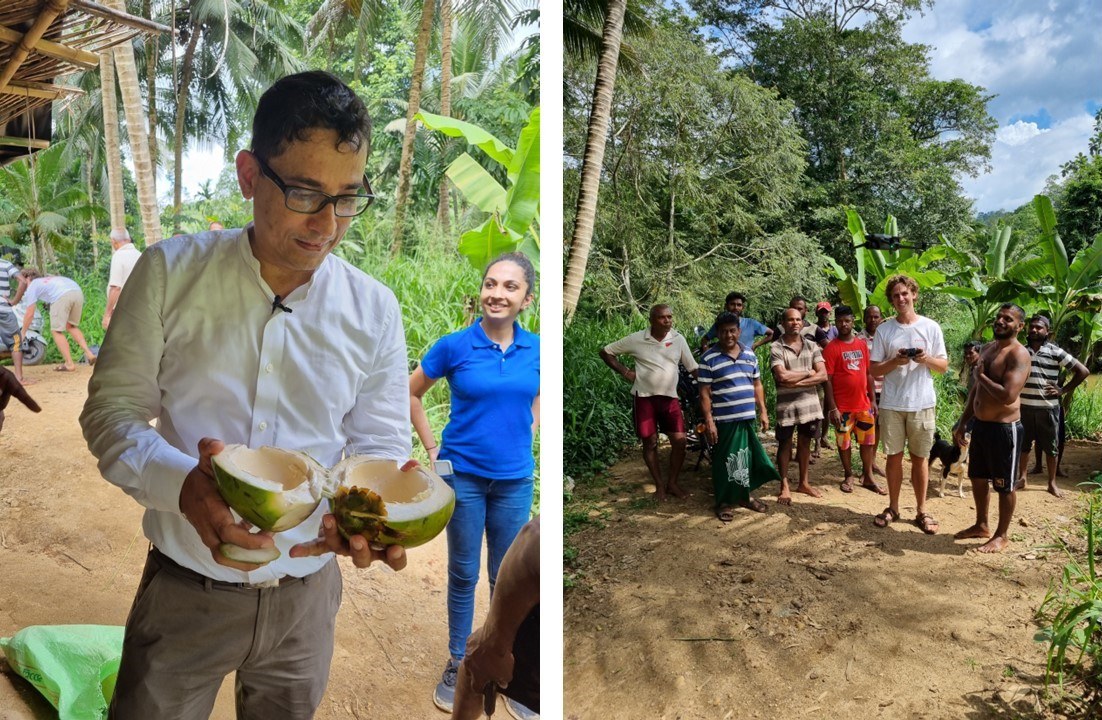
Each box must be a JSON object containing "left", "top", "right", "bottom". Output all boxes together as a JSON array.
[{"left": 0, "top": 303, "right": 49, "bottom": 366}]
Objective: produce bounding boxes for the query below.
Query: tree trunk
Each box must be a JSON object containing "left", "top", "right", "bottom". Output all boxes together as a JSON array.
[
  {"left": 173, "top": 24, "right": 201, "bottom": 235},
  {"left": 564, "top": 0, "right": 627, "bottom": 323},
  {"left": 99, "top": 52, "right": 125, "bottom": 231},
  {"left": 143, "top": 0, "right": 158, "bottom": 196},
  {"left": 390, "top": 0, "right": 436, "bottom": 256},
  {"left": 105, "top": 0, "right": 161, "bottom": 244},
  {"left": 86, "top": 160, "right": 98, "bottom": 266},
  {"left": 435, "top": 0, "right": 452, "bottom": 233}
]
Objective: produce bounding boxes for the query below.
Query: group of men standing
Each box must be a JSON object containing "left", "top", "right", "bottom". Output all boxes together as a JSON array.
[{"left": 600, "top": 274, "right": 1091, "bottom": 553}]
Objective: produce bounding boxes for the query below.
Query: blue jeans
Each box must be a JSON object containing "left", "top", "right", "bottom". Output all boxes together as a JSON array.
[{"left": 443, "top": 471, "right": 533, "bottom": 659}]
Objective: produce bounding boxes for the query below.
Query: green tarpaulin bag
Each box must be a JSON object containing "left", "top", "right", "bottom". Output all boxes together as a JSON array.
[{"left": 0, "top": 625, "right": 124, "bottom": 720}]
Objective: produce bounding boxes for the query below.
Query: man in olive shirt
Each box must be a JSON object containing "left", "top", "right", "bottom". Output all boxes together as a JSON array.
[{"left": 601, "top": 304, "right": 698, "bottom": 500}]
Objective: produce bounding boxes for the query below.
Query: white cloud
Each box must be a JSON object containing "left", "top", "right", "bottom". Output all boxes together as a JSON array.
[
  {"left": 996, "top": 120, "right": 1044, "bottom": 147},
  {"left": 965, "top": 113, "right": 1094, "bottom": 213},
  {"left": 902, "top": 0, "right": 1102, "bottom": 210}
]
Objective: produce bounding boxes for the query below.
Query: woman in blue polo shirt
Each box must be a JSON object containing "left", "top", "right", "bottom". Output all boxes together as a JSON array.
[{"left": 409, "top": 252, "right": 540, "bottom": 716}]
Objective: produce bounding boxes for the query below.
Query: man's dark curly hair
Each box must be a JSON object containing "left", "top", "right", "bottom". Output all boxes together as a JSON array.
[{"left": 251, "top": 71, "right": 371, "bottom": 161}]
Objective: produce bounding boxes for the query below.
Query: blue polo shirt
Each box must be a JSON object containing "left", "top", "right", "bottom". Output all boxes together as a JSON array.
[{"left": 421, "top": 318, "right": 540, "bottom": 480}]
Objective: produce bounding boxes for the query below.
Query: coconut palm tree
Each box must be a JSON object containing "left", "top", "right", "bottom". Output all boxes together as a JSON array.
[
  {"left": 390, "top": 0, "right": 436, "bottom": 254},
  {"left": 99, "top": 52, "right": 126, "bottom": 232},
  {"left": 0, "top": 143, "right": 95, "bottom": 269},
  {"left": 155, "top": 0, "right": 303, "bottom": 233},
  {"left": 563, "top": 0, "right": 628, "bottom": 322}
]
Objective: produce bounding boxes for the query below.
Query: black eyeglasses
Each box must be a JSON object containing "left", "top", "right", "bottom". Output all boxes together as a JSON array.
[{"left": 254, "top": 154, "right": 375, "bottom": 217}]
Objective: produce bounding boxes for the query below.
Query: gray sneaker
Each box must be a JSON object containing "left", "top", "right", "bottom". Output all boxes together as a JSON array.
[
  {"left": 505, "top": 696, "right": 540, "bottom": 720},
  {"left": 433, "top": 657, "right": 460, "bottom": 712}
]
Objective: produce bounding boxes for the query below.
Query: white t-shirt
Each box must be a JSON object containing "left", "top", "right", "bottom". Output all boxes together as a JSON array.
[
  {"left": 108, "top": 243, "right": 142, "bottom": 290},
  {"left": 870, "top": 315, "right": 947, "bottom": 411},
  {"left": 23, "top": 276, "right": 80, "bottom": 305},
  {"left": 603, "top": 328, "right": 698, "bottom": 398}
]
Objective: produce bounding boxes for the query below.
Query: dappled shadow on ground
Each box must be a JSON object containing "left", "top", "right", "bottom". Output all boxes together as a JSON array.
[{"left": 565, "top": 439, "right": 1100, "bottom": 719}]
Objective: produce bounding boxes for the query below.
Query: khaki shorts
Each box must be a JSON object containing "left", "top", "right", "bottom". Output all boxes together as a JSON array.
[
  {"left": 49, "top": 289, "right": 84, "bottom": 328},
  {"left": 879, "top": 406, "right": 936, "bottom": 458}
]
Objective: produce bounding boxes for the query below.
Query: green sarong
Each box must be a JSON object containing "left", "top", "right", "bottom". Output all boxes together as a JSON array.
[{"left": 713, "top": 420, "right": 780, "bottom": 507}]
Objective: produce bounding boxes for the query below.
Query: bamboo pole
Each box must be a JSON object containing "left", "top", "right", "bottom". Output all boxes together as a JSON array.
[
  {"left": 0, "top": 23, "right": 99, "bottom": 70},
  {"left": 72, "top": 0, "right": 172, "bottom": 35},
  {"left": 0, "top": 79, "right": 84, "bottom": 100},
  {"left": 0, "top": 135, "right": 49, "bottom": 149},
  {"left": 0, "top": 0, "right": 74, "bottom": 92}
]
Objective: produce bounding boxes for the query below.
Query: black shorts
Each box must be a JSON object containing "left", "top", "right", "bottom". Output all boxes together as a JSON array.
[
  {"left": 775, "top": 420, "right": 819, "bottom": 444},
  {"left": 501, "top": 605, "right": 539, "bottom": 712},
  {"left": 968, "top": 420, "right": 1024, "bottom": 494},
  {"left": 1021, "top": 406, "right": 1060, "bottom": 456}
]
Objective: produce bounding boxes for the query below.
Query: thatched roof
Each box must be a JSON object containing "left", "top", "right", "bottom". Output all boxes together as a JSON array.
[{"left": 0, "top": 0, "right": 170, "bottom": 165}]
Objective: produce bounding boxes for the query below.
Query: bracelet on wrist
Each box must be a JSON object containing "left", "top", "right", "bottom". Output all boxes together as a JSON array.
[{"left": 425, "top": 443, "right": 438, "bottom": 451}]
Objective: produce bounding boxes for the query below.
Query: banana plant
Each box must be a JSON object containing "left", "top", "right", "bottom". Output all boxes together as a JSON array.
[
  {"left": 939, "top": 225, "right": 1027, "bottom": 340},
  {"left": 826, "top": 208, "right": 947, "bottom": 318},
  {"left": 415, "top": 108, "right": 540, "bottom": 272},
  {"left": 986, "top": 196, "right": 1102, "bottom": 338}
]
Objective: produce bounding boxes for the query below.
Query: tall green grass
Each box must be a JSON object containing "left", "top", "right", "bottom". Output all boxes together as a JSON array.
[
  {"left": 564, "top": 316, "right": 638, "bottom": 479},
  {"left": 1035, "top": 474, "right": 1102, "bottom": 714}
]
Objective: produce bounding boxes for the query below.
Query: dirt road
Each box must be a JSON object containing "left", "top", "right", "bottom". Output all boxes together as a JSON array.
[
  {"left": 0, "top": 363, "right": 488, "bottom": 719},
  {"left": 565, "top": 436, "right": 1099, "bottom": 719}
]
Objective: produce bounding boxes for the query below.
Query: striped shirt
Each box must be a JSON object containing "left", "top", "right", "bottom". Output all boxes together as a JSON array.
[
  {"left": 770, "top": 336, "right": 824, "bottom": 426},
  {"left": 0, "top": 259, "right": 18, "bottom": 306},
  {"left": 699, "top": 344, "right": 760, "bottom": 423},
  {"left": 1022, "top": 342, "right": 1076, "bottom": 409}
]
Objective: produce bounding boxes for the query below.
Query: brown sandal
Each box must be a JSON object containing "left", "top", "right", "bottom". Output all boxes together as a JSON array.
[
  {"left": 914, "top": 512, "right": 940, "bottom": 535},
  {"left": 873, "top": 507, "right": 899, "bottom": 528}
]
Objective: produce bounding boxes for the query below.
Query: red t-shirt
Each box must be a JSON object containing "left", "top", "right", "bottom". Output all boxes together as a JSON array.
[{"left": 823, "top": 337, "right": 871, "bottom": 412}]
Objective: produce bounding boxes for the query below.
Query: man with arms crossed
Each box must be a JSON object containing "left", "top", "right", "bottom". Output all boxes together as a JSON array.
[
  {"left": 870, "top": 275, "right": 948, "bottom": 533},
  {"left": 771, "top": 307, "right": 827, "bottom": 504},
  {"left": 601, "top": 304, "right": 698, "bottom": 500},
  {"left": 1019, "top": 315, "right": 1088, "bottom": 497},
  {"left": 823, "top": 305, "right": 885, "bottom": 495},
  {"left": 81, "top": 71, "right": 411, "bottom": 719},
  {"left": 953, "top": 304, "right": 1031, "bottom": 553}
]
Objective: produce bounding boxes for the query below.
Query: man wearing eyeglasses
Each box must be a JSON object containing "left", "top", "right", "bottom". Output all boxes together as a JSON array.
[{"left": 81, "top": 71, "right": 410, "bottom": 719}]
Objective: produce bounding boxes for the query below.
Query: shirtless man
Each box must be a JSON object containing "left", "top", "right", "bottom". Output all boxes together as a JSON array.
[{"left": 953, "top": 304, "right": 1031, "bottom": 553}]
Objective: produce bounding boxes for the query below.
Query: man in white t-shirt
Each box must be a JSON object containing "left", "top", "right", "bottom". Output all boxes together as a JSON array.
[
  {"left": 601, "top": 304, "right": 699, "bottom": 501},
  {"left": 869, "top": 275, "right": 948, "bottom": 534},
  {"left": 17, "top": 269, "right": 97, "bottom": 372},
  {"left": 102, "top": 228, "right": 142, "bottom": 330}
]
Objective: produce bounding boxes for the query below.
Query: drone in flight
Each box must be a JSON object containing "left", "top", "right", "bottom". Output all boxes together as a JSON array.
[{"left": 857, "top": 233, "right": 930, "bottom": 252}]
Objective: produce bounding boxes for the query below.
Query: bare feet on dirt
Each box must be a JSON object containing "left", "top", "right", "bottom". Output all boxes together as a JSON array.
[
  {"left": 776, "top": 490, "right": 792, "bottom": 506},
  {"left": 795, "top": 483, "right": 822, "bottom": 499},
  {"left": 976, "top": 536, "right": 1010, "bottom": 553},
  {"left": 953, "top": 524, "right": 991, "bottom": 540},
  {"left": 666, "top": 483, "right": 690, "bottom": 499},
  {"left": 872, "top": 465, "right": 886, "bottom": 477},
  {"left": 1047, "top": 482, "right": 1062, "bottom": 498}
]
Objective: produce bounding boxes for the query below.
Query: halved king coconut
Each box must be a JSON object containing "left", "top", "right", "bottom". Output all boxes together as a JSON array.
[
  {"left": 329, "top": 456, "right": 455, "bottom": 548},
  {"left": 211, "top": 445, "right": 326, "bottom": 563}
]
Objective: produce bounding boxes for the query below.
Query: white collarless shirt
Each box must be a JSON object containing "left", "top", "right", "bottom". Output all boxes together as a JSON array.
[{"left": 81, "top": 229, "right": 412, "bottom": 583}]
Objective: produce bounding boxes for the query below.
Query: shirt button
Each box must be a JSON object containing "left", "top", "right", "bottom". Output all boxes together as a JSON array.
[
  {"left": 265, "top": 363, "right": 274, "bottom": 373},
  {"left": 259, "top": 421, "right": 268, "bottom": 431}
]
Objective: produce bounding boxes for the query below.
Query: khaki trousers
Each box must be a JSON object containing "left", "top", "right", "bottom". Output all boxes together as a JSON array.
[{"left": 109, "top": 548, "right": 341, "bottom": 720}]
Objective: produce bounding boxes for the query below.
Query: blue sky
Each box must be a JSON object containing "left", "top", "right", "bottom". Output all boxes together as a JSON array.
[{"left": 902, "top": 0, "right": 1102, "bottom": 212}]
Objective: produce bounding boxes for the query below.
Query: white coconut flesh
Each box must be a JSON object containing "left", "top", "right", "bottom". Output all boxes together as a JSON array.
[
  {"left": 211, "top": 445, "right": 324, "bottom": 532},
  {"left": 332, "top": 457, "right": 451, "bottom": 521}
]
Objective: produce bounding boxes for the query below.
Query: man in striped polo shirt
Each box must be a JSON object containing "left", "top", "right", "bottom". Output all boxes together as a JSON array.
[
  {"left": 770, "top": 307, "right": 827, "bottom": 504},
  {"left": 700, "top": 313, "right": 779, "bottom": 520},
  {"left": 1018, "top": 315, "right": 1089, "bottom": 496},
  {"left": 0, "top": 250, "right": 26, "bottom": 384}
]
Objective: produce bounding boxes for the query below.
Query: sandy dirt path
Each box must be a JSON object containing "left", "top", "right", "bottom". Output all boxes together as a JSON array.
[
  {"left": 565, "top": 435, "right": 1099, "bottom": 719},
  {"left": 0, "top": 363, "right": 490, "bottom": 719}
]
